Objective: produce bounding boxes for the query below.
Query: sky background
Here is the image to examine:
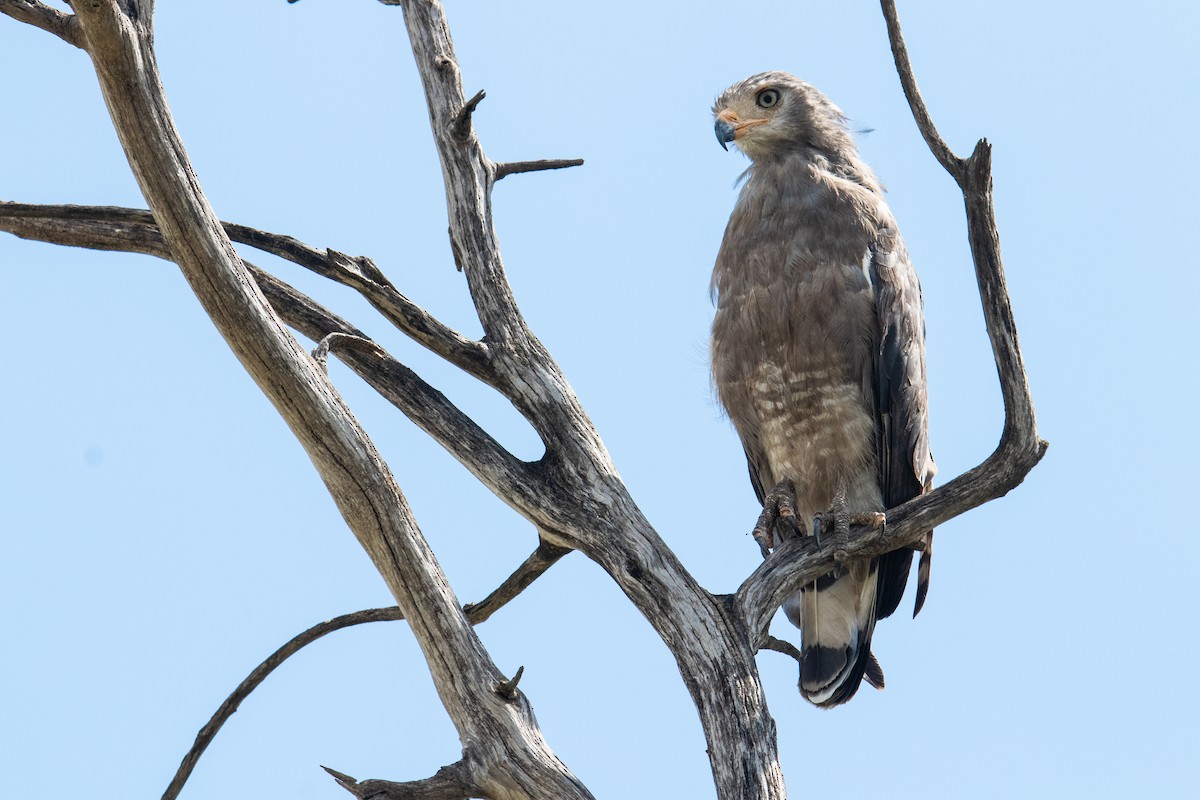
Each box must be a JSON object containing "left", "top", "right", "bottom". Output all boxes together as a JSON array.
[{"left": 2, "top": 2, "right": 1197, "bottom": 798}]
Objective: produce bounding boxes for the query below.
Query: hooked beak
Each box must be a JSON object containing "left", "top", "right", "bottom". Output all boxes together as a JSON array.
[
  {"left": 714, "top": 117, "right": 736, "bottom": 151},
  {"left": 713, "top": 109, "right": 766, "bottom": 151}
]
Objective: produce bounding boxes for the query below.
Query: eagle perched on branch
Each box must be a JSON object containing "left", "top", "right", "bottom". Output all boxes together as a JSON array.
[{"left": 710, "top": 72, "right": 935, "bottom": 707}]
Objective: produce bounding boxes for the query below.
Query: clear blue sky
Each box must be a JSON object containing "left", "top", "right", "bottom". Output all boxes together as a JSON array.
[{"left": 2, "top": 2, "right": 1196, "bottom": 798}]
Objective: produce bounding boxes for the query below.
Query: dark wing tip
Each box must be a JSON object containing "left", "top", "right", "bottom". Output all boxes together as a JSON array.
[
  {"left": 864, "top": 651, "right": 885, "bottom": 690},
  {"left": 913, "top": 532, "right": 933, "bottom": 617}
]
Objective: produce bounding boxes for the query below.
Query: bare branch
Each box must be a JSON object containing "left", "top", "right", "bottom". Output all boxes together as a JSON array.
[
  {"left": 165, "top": 539, "right": 571, "bottom": 800},
  {"left": 223, "top": 222, "right": 492, "bottom": 382},
  {"left": 494, "top": 159, "right": 585, "bottom": 181},
  {"left": 452, "top": 89, "right": 486, "bottom": 141},
  {"left": 58, "top": 1, "right": 592, "bottom": 794},
  {"left": 0, "top": 201, "right": 546, "bottom": 520},
  {"left": 0, "top": 202, "right": 490, "bottom": 379},
  {"left": 879, "top": 0, "right": 963, "bottom": 178},
  {"left": 395, "top": 2, "right": 532, "bottom": 347},
  {"left": 496, "top": 666, "right": 525, "bottom": 701},
  {"left": 323, "top": 762, "right": 475, "bottom": 800},
  {"left": 760, "top": 636, "right": 803, "bottom": 664},
  {"left": 882, "top": 0, "right": 1045, "bottom": 469},
  {"left": 396, "top": 3, "right": 789, "bottom": 796},
  {"left": 313, "top": 331, "right": 385, "bottom": 372},
  {"left": 0, "top": 0, "right": 81, "bottom": 47},
  {"left": 463, "top": 538, "right": 571, "bottom": 624},
  {"left": 162, "top": 608, "right": 404, "bottom": 800},
  {"left": 254, "top": 267, "right": 371, "bottom": 340}
]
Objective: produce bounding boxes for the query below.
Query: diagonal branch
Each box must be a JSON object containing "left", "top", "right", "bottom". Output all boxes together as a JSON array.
[
  {"left": 0, "top": 201, "right": 544, "bottom": 516},
  {"left": 760, "top": 635, "right": 803, "bottom": 664},
  {"left": 463, "top": 538, "right": 572, "bottom": 624},
  {"left": 221, "top": 221, "right": 492, "bottom": 382},
  {"left": 0, "top": 0, "right": 81, "bottom": 46},
  {"left": 452, "top": 89, "right": 487, "bottom": 141},
  {"left": 28, "top": 2, "right": 593, "bottom": 794},
  {"left": 879, "top": 0, "right": 963, "bottom": 179},
  {"left": 164, "top": 540, "right": 570, "bottom": 800},
  {"left": 394, "top": 4, "right": 787, "bottom": 798},
  {"left": 0, "top": 202, "right": 490, "bottom": 381},
  {"left": 162, "top": 607, "right": 405, "bottom": 800}
]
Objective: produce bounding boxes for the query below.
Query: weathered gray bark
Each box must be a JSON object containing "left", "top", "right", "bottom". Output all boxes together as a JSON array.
[{"left": 0, "top": 1, "right": 1045, "bottom": 798}]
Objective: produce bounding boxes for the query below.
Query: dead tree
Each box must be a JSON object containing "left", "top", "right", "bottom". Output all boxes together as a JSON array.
[{"left": 0, "top": 1, "right": 1045, "bottom": 798}]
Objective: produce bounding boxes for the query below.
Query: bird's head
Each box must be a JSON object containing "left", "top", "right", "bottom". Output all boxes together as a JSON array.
[{"left": 712, "top": 71, "right": 853, "bottom": 161}]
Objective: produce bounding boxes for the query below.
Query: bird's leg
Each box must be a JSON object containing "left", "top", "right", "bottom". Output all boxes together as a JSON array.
[
  {"left": 814, "top": 480, "right": 851, "bottom": 549},
  {"left": 814, "top": 480, "right": 886, "bottom": 553},
  {"left": 751, "top": 478, "right": 805, "bottom": 558}
]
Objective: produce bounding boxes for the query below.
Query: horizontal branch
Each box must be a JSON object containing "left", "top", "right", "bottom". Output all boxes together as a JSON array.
[
  {"left": 494, "top": 159, "right": 584, "bottom": 181},
  {"left": 0, "top": 202, "right": 491, "bottom": 381},
  {"left": 324, "top": 762, "right": 476, "bottom": 800},
  {"left": 0, "top": 200, "right": 542, "bottom": 521}
]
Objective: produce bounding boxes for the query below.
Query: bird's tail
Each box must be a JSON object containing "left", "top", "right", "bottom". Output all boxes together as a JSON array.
[{"left": 784, "top": 560, "right": 882, "bottom": 708}]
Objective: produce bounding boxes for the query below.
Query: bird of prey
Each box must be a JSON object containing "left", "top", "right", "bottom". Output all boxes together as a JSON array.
[{"left": 710, "top": 72, "right": 935, "bottom": 707}]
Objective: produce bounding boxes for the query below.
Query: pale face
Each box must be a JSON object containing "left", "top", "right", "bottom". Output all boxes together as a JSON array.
[
  {"left": 713, "top": 72, "right": 850, "bottom": 162},
  {"left": 713, "top": 77, "right": 798, "bottom": 160}
]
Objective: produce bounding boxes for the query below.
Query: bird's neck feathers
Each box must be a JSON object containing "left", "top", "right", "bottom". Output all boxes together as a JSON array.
[
  {"left": 744, "top": 144, "right": 881, "bottom": 197},
  {"left": 735, "top": 150, "right": 884, "bottom": 234}
]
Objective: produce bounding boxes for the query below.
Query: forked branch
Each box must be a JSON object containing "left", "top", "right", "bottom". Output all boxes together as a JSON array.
[
  {"left": 162, "top": 607, "right": 404, "bottom": 800},
  {"left": 8, "top": 2, "right": 593, "bottom": 797},
  {"left": 1, "top": 1, "right": 1046, "bottom": 798},
  {"left": 0, "top": 202, "right": 489, "bottom": 379},
  {"left": 163, "top": 539, "right": 570, "bottom": 800},
  {"left": 0, "top": 202, "right": 544, "bottom": 513}
]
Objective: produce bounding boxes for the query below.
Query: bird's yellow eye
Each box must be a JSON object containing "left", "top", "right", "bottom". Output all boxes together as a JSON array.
[{"left": 756, "top": 89, "right": 780, "bottom": 108}]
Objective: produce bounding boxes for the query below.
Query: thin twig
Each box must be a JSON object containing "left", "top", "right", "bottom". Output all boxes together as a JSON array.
[
  {"left": 462, "top": 539, "right": 571, "bottom": 624},
  {"left": 162, "top": 608, "right": 404, "bottom": 800},
  {"left": 0, "top": 0, "right": 81, "bottom": 46},
  {"left": 215, "top": 220, "right": 491, "bottom": 382},
  {"left": 760, "top": 636, "right": 803, "bottom": 664},
  {"left": 496, "top": 666, "right": 525, "bottom": 701},
  {"left": 494, "top": 158, "right": 585, "bottom": 181},
  {"left": 163, "top": 540, "right": 569, "bottom": 800},
  {"left": 452, "top": 89, "right": 486, "bottom": 141},
  {"left": 0, "top": 202, "right": 490, "bottom": 381},
  {"left": 0, "top": 201, "right": 540, "bottom": 522},
  {"left": 879, "top": 0, "right": 963, "bottom": 178}
]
